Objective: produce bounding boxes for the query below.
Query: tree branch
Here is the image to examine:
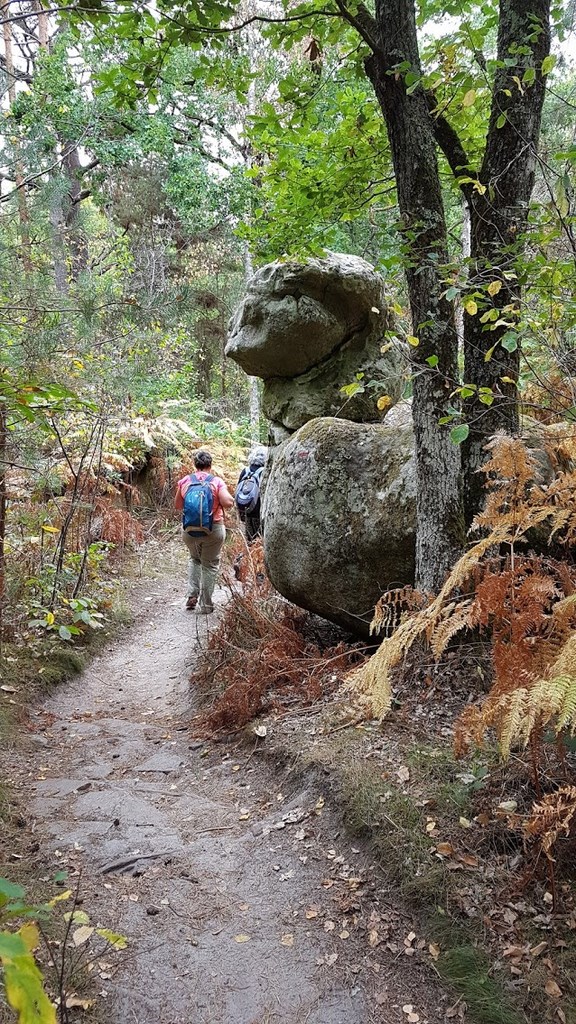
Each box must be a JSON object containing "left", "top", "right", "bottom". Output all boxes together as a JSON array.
[
  {"left": 177, "top": 113, "right": 244, "bottom": 156},
  {"left": 426, "top": 94, "right": 476, "bottom": 200},
  {"left": 333, "top": 0, "right": 379, "bottom": 53}
]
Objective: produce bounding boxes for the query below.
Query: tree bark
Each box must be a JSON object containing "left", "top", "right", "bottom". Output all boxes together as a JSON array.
[
  {"left": 463, "top": 0, "right": 551, "bottom": 522},
  {"left": 62, "top": 140, "right": 89, "bottom": 278},
  {"left": 3, "top": 5, "right": 32, "bottom": 274},
  {"left": 364, "top": 0, "right": 464, "bottom": 591}
]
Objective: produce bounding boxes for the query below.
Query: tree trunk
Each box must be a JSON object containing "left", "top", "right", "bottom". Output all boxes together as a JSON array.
[
  {"left": 3, "top": 6, "right": 32, "bottom": 274},
  {"left": 62, "top": 141, "right": 88, "bottom": 278},
  {"left": 463, "top": 0, "right": 551, "bottom": 522},
  {"left": 365, "top": 0, "right": 464, "bottom": 591}
]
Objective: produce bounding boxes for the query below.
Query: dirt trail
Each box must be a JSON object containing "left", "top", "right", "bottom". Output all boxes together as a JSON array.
[{"left": 7, "top": 557, "right": 452, "bottom": 1024}]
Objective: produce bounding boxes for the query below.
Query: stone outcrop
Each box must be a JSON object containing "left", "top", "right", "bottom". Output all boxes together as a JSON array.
[
  {"left": 226, "top": 253, "right": 404, "bottom": 435},
  {"left": 262, "top": 418, "right": 417, "bottom": 637}
]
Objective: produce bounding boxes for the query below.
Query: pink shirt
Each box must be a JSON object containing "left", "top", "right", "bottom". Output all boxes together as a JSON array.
[{"left": 177, "top": 472, "right": 226, "bottom": 522}]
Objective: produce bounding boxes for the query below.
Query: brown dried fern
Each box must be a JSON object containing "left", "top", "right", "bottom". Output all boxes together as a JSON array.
[{"left": 349, "top": 433, "right": 576, "bottom": 756}]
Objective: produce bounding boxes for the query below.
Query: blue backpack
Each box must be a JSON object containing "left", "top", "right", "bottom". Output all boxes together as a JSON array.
[{"left": 183, "top": 474, "right": 215, "bottom": 536}]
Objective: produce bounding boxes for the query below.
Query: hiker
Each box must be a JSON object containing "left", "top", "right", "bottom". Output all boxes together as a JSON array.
[
  {"left": 175, "top": 449, "right": 234, "bottom": 613},
  {"left": 235, "top": 445, "right": 267, "bottom": 543}
]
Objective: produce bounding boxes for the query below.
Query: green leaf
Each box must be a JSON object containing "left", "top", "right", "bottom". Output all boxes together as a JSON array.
[
  {"left": 500, "top": 332, "right": 518, "bottom": 352},
  {"left": 0, "top": 881, "right": 25, "bottom": 906},
  {"left": 541, "top": 54, "right": 556, "bottom": 75},
  {"left": 450, "top": 424, "right": 470, "bottom": 445},
  {"left": 426, "top": 355, "right": 439, "bottom": 367},
  {"left": 496, "top": 112, "right": 507, "bottom": 129},
  {"left": 3, "top": 955, "right": 56, "bottom": 1024},
  {"left": 445, "top": 286, "right": 459, "bottom": 301},
  {"left": 58, "top": 626, "right": 72, "bottom": 641},
  {"left": 0, "top": 925, "right": 56, "bottom": 1024},
  {"left": 95, "top": 928, "right": 128, "bottom": 950}
]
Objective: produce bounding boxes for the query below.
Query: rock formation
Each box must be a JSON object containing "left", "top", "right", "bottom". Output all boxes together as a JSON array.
[
  {"left": 262, "top": 418, "right": 416, "bottom": 636},
  {"left": 226, "top": 252, "right": 404, "bottom": 441},
  {"left": 226, "top": 252, "right": 413, "bottom": 636}
]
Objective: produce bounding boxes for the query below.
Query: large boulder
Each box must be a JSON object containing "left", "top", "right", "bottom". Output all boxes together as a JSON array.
[
  {"left": 262, "top": 417, "right": 417, "bottom": 637},
  {"left": 226, "top": 253, "right": 404, "bottom": 434}
]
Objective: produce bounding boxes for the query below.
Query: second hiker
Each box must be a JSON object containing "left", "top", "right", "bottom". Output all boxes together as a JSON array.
[{"left": 235, "top": 445, "right": 267, "bottom": 543}]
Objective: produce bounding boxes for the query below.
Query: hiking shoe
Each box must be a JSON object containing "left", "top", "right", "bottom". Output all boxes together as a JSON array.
[
  {"left": 197, "top": 604, "right": 214, "bottom": 615},
  {"left": 186, "top": 595, "right": 198, "bottom": 610}
]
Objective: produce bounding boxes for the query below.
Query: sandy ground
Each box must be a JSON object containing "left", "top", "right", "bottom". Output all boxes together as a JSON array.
[{"left": 2, "top": 552, "right": 454, "bottom": 1024}]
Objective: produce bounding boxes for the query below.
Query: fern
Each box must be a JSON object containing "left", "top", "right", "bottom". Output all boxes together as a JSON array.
[
  {"left": 524, "top": 785, "right": 576, "bottom": 859},
  {"left": 349, "top": 433, "right": 576, "bottom": 776}
]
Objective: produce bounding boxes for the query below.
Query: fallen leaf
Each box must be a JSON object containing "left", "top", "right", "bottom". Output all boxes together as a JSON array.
[
  {"left": 404, "top": 931, "right": 416, "bottom": 946},
  {"left": 65, "top": 996, "right": 95, "bottom": 1010},
  {"left": 402, "top": 1006, "right": 414, "bottom": 1014},
  {"left": 530, "top": 941, "right": 548, "bottom": 957},
  {"left": 325, "top": 953, "right": 338, "bottom": 966},
  {"left": 458, "top": 854, "right": 479, "bottom": 868},
  {"left": 324, "top": 920, "right": 336, "bottom": 932},
  {"left": 253, "top": 725, "right": 267, "bottom": 738},
  {"left": 545, "top": 979, "right": 562, "bottom": 999},
  {"left": 397, "top": 766, "right": 410, "bottom": 783},
  {"left": 498, "top": 800, "right": 518, "bottom": 813},
  {"left": 280, "top": 933, "right": 294, "bottom": 947},
  {"left": 436, "top": 843, "right": 454, "bottom": 856},
  {"left": 425, "top": 820, "right": 437, "bottom": 833},
  {"left": 239, "top": 903, "right": 250, "bottom": 911},
  {"left": 339, "top": 930, "right": 350, "bottom": 939},
  {"left": 0, "top": 685, "right": 16, "bottom": 693},
  {"left": 429, "top": 942, "right": 440, "bottom": 960},
  {"left": 305, "top": 908, "right": 319, "bottom": 919},
  {"left": 234, "top": 934, "right": 251, "bottom": 943},
  {"left": 503, "top": 946, "right": 525, "bottom": 958},
  {"left": 368, "top": 929, "right": 380, "bottom": 948},
  {"left": 72, "top": 926, "right": 94, "bottom": 947}
]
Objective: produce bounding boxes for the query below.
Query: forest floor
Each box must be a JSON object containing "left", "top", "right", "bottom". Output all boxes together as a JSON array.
[{"left": 0, "top": 540, "right": 458, "bottom": 1024}]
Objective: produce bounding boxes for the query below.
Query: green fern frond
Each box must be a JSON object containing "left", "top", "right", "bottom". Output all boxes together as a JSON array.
[{"left": 550, "top": 675, "right": 576, "bottom": 735}]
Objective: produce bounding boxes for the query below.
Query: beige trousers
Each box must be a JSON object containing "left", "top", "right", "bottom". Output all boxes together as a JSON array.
[{"left": 182, "top": 524, "right": 226, "bottom": 608}]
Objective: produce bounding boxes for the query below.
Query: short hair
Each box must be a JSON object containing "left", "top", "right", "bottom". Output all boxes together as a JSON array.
[{"left": 193, "top": 449, "right": 212, "bottom": 470}]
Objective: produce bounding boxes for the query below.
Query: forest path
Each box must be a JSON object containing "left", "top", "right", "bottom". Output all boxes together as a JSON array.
[{"left": 13, "top": 542, "right": 450, "bottom": 1024}]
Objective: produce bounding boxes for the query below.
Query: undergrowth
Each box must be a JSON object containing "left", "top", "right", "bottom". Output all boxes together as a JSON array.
[
  {"left": 190, "top": 541, "right": 365, "bottom": 734},
  {"left": 350, "top": 433, "right": 576, "bottom": 894}
]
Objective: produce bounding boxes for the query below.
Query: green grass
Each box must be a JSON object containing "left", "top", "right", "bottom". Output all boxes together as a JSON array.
[
  {"left": 438, "top": 947, "right": 525, "bottom": 1024},
  {"left": 328, "top": 758, "right": 526, "bottom": 1024}
]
